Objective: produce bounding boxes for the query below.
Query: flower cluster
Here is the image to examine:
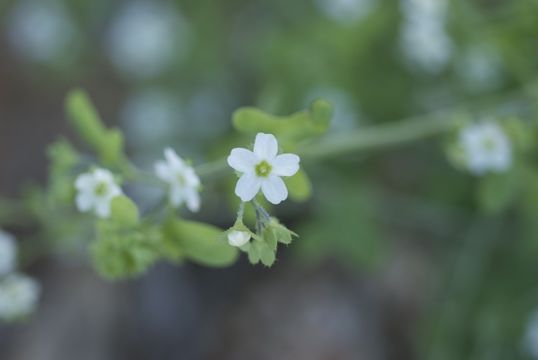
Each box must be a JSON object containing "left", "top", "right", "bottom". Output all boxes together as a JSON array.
[
  {"left": 0, "top": 230, "right": 40, "bottom": 321},
  {"left": 459, "top": 122, "right": 512, "bottom": 175}
]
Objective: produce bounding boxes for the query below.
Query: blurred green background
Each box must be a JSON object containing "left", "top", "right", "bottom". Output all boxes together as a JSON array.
[{"left": 1, "top": 0, "right": 538, "bottom": 359}]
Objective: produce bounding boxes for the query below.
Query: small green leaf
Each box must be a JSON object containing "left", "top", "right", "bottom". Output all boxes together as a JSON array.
[
  {"left": 232, "top": 100, "right": 333, "bottom": 146},
  {"left": 164, "top": 220, "right": 238, "bottom": 267},
  {"left": 110, "top": 196, "right": 139, "bottom": 227},
  {"left": 263, "top": 227, "right": 278, "bottom": 251},
  {"left": 247, "top": 241, "right": 261, "bottom": 264},
  {"left": 285, "top": 169, "right": 312, "bottom": 202}
]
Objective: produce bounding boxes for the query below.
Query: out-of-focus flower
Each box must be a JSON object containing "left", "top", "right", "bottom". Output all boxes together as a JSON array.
[
  {"left": 228, "top": 133, "right": 300, "bottom": 204},
  {"left": 0, "top": 231, "right": 17, "bottom": 276},
  {"left": 524, "top": 310, "right": 538, "bottom": 358},
  {"left": 399, "top": 0, "right": 452, "bottom": 74},
  {"left": 314, "top": 0, "right": 377, "bottom": 25},
  {"left": 227, "top": 230, "right": 251, "bottom": 247},
  {"left": 155, "top": 148, "right": 201, "bottom": 212},
  {"left": 6, "top": 0, "right": 75, "bottom": 63},
  {"left": 75, "top": 168, "right": 123, "bottom": 218},
  {"left": 0, "top": 273, "right": 40, "bottom": 321},
  {"left": 456, "top": 45, "right": 503, "bottom": 92},
  {"left": 106, "top": 1, "right": 190, "bottom": 80},
  {"left": 459, "top": 122, "right": 512, "bottom": 175},
  {"left": 121, "top": 88, "right": 181, "bottom": 145}
]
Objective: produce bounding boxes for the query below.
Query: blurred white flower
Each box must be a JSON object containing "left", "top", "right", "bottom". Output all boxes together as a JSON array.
[
  {"left": 106, "top": 1, "right": 190, "bottom": 80},
  {"left": 0, "top": 273, "right": 40, "bottom": 321},
  {"left": 6, "top": 0, "right": 75, "bottom": 63},
  {"left": 0, "top": 231, "right": 17, "bottom": 276},
  {"left": 524, "top": 310, "right": 538, "bottom": 358},
  {"left": 314, "top": 0, "right": 377, "bottom": 25},
  {"left": 459, "top": 122, "right": 512, "bottom": 175},
  {"left": 400, "top": 0, "right": 452, "bottom": 74},
  {"left": 456, "top": 45, "right": 503, "bottom": 92},
  {"left": 121, "top": 89, "right": 181, "bottom": 145},
  {"left": 227, "top": 231, "right": 251, "bottom": 247},
  {"left": 75, "top": 168, "right": 123, "bottom": 218},
  {"left": 228, "top": 133, "right": 300, "bottom": 204},
  {"left": 155, "top": 148, "right": 201, "bottom": 212}
]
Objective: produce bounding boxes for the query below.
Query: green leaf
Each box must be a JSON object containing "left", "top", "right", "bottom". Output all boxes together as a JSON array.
[
  {"left": 65, "top": 89, "right": 125, "bottom": 166},
  {"left": 232, "top": 99, "right": 333, "bottom": 147},
  {"left": 110, "top": 196, "right": 139, "bottom": 227},
  {"left": 263, "top": 227, "right": 278, "bottom": 251},
  {"left": 285, "top": 169, "right": 312, "bottom": 202},
  {"left": 247, "top": 241, "right": 261, "bottom": 264},
  {"left": 164, "top": 220, "right": 238, "bottom": 267},
  {"left": 47, "top": 139, "right": 79, "bottom": 204}
]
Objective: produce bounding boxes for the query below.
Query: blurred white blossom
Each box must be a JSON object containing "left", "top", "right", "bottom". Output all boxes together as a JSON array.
[
  {"left": 106, "top": 1, "right": 190, "bottom": 80},
  {"left": 400, "top": 0, "right": 452, "bottom": 74},
  {"left": 6, "top": 0, "right": 75, "bottom": 63},
  {"left": 314, "top": 0, "right": 377, "bottom": 25},
  {"left": 121, "top": 89, "right": 181, "bottom": 145},
  {"left": 524, "top": 310, "right": 538, "bottom": 358},
  {"left": 75, "top": 168, "right": 123, "bottom": 218},
  {"left": 0, "top": 231, "right": 17, "bottom": 276},
  {"left": 155, "top": 148, "right": 201, "bottom": 212},
  {"left": 459, "top": 122, "right": 512, "bottom": 175},
  {"left": 228, "top": 133, "right": 300, "bottom": 204},
  {"left": 0, "top": 273, "right": 40, "bottom": 321}
]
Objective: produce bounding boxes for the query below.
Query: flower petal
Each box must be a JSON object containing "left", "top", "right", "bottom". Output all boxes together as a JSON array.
[
  {"left": 155, "top": 161, "right": 172, "bottom": 182},
  {"left": 164, "top": 148, "right": 185, "bottom": 169},
  {"left": 183, "top": 167, "right": 201, "bottom": 187},
  {"left": 169, "top": 187, "right": 185, "bottom": 208},
  {"left": 235, "top": 173, "right": 262, "bottom": 202},
  {"left": 253, "top": 133, "right": 278, "bottom": 160},
  {"left": 75, "top": 174, "right": 95, "bottom": 191},
  {"left": 228, "top": 148, "right": 257, "bottom": 173},
  {"left": 95, "top": 199, "right": 112, "bottom": 218},
  {"left": 261, "top": 175, "right": 288, "bottom": 205},
  {"left": 185, "top": 188, "right": 201, "bottom": 212},
  {"left": 272, "top": 154, "right": 300, "bottom": 177},
  {"left": 75, "top": 193, "right": 94, "bottom": 212}
]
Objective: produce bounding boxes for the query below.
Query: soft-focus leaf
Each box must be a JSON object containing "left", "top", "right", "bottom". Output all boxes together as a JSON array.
[
  {"left": 164, "top": 220, "right": 238, "bottom": 267},
  {"left": 285, "top": 169, "right": 312, "bottom": 202},
  {"left": 110, "top": 196, "right": 139, "bottom": 227}
]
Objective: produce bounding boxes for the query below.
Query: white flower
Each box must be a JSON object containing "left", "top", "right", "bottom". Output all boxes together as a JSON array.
[
  {"left": 6, "top": 0, "right": 75, "bottom": 63},
  {"left": 227, "top": 230, "right": 251, "bottom": 247},
  {"left": 227, "top": 133, "right": 300, "bottom": 205},
  {"left": 0, "top": 231, "right": 17, "bottom": 276},
  {"left": 106, "top": 1, "right": 189, "bottom": 79},
  {"left": 75, "top": 168, "right": 123, "bottom": 218},
  {"left": 459, "top": 122, "right": 512, "bottom": 175},
  {"left": 155, "top": 148, "right": 201, "bottom": 212},
  {"left": 0, "top": 273, "right": 40, "bottom": 321},
  {"left": 524, "top": 310, "right": 538, "bottom": 358}
]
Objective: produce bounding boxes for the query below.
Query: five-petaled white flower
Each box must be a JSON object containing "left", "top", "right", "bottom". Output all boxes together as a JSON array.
[
  {"left": 75, "top": 168, "right": 123, "bottom": 219},
  {"left": 0, "top": 273, "right": 40, "bottom": 321},
  {"left": 459, "top": 122, "right": 512, "bottom": 175},
  {"left": 0, "top": 231, "right": 16, "bottom": 276},
  {"left": 155, "top": 148, "right": 201, "bottom": 212},
  {"left": 227, "top": 230, "right": 251, "bottom": 247},
  {"left": 227, "top": 133, "right": 300, "bottom": 204}
]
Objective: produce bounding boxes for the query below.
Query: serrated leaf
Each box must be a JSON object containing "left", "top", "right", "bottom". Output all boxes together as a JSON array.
[{"left": 164, "top": 220, "right": 238, "bottom": 267}]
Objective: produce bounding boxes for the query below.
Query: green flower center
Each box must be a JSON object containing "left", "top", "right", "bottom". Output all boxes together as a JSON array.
[
  {"left": 94, "top": 182, "right": 109, "bottom": 197},
  {"left": 255, "top": 160, "right": 272, "bottom": 178}
]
